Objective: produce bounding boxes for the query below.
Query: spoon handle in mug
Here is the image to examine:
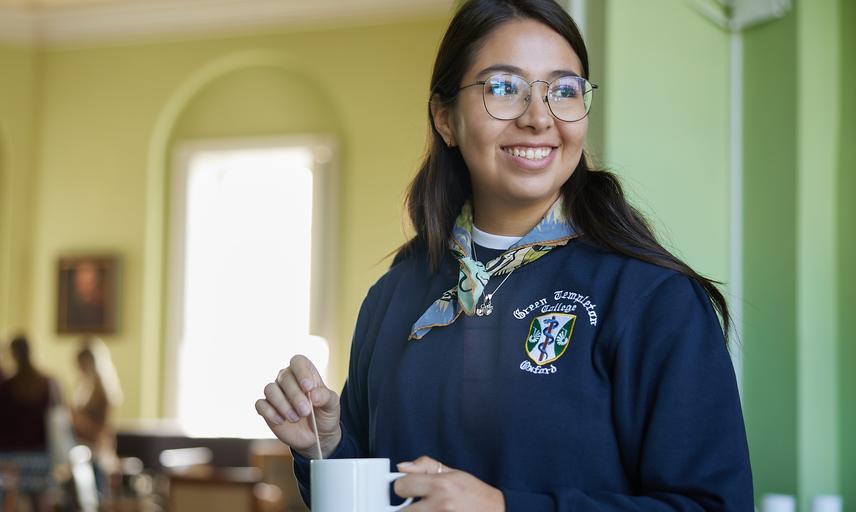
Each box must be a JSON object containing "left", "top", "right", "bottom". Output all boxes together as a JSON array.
[{"left": 307, "top": 391, "right": 323, "bottom": 460}]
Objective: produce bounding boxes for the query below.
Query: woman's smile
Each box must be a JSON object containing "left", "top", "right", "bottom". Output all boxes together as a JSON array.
[{"left": 499, "top": 143, "right": 559, "bottom": 170}]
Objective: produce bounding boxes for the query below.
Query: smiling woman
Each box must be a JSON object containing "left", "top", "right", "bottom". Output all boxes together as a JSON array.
[
  {"left": 431, "top": 19, "right": 589, "bottom": 236},
  {"left": 255, "top": 1, "right": 754, "bottom": 510}
]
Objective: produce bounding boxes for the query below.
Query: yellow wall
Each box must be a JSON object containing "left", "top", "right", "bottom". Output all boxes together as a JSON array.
[
  {"left": 0, "top": 44, "right": 38, "bottom": 351},
  {"left": 8, "top": 16, "right": 449, "bottom": 420}
]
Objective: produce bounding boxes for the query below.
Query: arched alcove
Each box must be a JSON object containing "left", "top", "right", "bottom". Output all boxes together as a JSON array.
[
  {"left": 140, "top": 51, "right": 343, "bottom": 417},
  {"left": 171, "top": 65, "right": 341, "bottom": 140}
]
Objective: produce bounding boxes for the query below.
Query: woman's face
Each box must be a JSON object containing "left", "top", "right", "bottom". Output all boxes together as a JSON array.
[
  {"left": 434, "top": 19, "right": 588, "bottom": 222},
  {"left": 78, "top": 353, "right": 95, "bottom": 375}
]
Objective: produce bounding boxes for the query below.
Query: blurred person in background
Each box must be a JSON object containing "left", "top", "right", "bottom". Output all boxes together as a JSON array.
[
  {"left": 0, "top": 335, "right": 61, "bottom": 452},
  {"left": 0, "top": 344, "right": 6, "bottom": 382},
  {"left": 0, "top": 335, "right": 63, "bottom": 510},
  {"left": 70, "top": 337, "right": 123, "bottom": 495}
]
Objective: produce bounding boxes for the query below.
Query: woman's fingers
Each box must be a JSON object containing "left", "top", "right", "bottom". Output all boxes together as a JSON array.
[
  {"left": 262, "top": 381, "right": 300, "bottom": 423},
  {"left": 394, "top": 473, "right": 438, "bottom": 499},
  {"left": 397, "top": 455, "right": 453, "bottom": 475},
  {"left": 395, "top": 500, "right": 434, "bottom": 512},
  {"left": 393, "top": 461, "right": 504, "bottom": 511},
  {"left": 288, "top": 354, "right": 324, "bottom": 392},
  {"left": 276, "top": 367, "right": 313, "bottom": 418},
  {"left": 254, "top": 397, "right": 316, "bottom": 451},
  {"left": 280, "top": 356, "right": 340, "bottom": 423},
  {"left": 394, "top": 456, "right": 457, "bottom": 502},
  {"left": 256, "top": 355, "right": 343, "bottom": 458},
  {"left": 308, "top": 385, "right": 340, "bottom": 415},
  {"left": 254, "top": 398, "right": 285, "bottom": 426}
]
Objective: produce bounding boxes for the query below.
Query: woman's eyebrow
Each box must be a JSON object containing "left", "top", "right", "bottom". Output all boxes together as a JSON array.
[{"left": 475, "top": 64, "right": 581, "bottom": 79}]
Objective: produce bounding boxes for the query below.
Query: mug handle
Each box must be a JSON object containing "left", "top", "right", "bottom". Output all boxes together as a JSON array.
[{"left": 387, "top": 472, "right": 414, "bottom": 511}]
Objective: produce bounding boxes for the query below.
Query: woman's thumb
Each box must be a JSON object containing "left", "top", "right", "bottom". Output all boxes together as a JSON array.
[{"left": 308, "top": 386, "right": 339, "bottom": 423}]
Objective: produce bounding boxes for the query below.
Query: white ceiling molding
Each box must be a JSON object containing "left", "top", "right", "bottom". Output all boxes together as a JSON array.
[
  {"left": 0, "top": 0, "right": 454, "bottom": 47},
  {"left": 685, "top": 0, "right": 791, "bottom": 32},
  {"left": 0, "top": 6, "right": 38, "bottom": 44}
]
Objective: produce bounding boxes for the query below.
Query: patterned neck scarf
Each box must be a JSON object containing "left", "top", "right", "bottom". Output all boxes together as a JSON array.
[{"left": 409, "top": 198, "right": 578, "bottom": 340}]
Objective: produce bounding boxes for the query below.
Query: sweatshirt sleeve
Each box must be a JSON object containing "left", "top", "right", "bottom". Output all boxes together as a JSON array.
[
  {"left": 292, "top": 285, "right": 378, "bottom": 507},
  {"left": 500, "top": 274, "right": 754, "bottom": 511}
]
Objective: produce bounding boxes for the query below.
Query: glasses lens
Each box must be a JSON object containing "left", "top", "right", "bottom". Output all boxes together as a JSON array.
[
  {"left": 547, "top": 76, "right": 593, "bottom": 122},
  {"left": 482, "top": 74, "right": 528, "bottom": 120}
]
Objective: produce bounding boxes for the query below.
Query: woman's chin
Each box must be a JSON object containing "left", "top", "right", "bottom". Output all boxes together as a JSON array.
[{"left": 499, "top": 184, "right": 563, "bottom": 209}]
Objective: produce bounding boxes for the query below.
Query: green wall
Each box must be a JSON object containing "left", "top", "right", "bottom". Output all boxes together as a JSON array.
[
  {"left": 604, "top": 0, "right": 730, "bottom": 283},
  {"left": 742, "top": 0, "right": 849, "bottom": 506},
  {"left": 795, "top": 0, "right": 840, "bottom": 505},
  {"left": 580, "top": 0, "right": 606, "bottom": 163},
  {"left": 607, "top": 0, "right": 851, "bottom": 505},
  {"left": 0, "top": 44, "right": 38, "bottom": 346},
  {"left": 839, "top": 0, "right": 856, "bottom": 507},
  {"left": 742, "top": 8, "right": 800, "bottom": 498}
]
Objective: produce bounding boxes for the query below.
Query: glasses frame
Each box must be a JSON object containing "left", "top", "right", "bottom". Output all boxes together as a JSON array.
[{"left": 458, "top": 73, "right": 598, "bottom": 123}]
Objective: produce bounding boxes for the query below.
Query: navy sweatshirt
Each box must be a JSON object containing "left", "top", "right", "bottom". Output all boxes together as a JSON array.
[{"left": 293, "top": 240, "right": 754, "bottom": 511}]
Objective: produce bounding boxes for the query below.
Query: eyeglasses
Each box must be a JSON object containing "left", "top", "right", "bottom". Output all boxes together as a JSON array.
[{"left": 458, "top": 73, "right": 597, "bottom": 123}]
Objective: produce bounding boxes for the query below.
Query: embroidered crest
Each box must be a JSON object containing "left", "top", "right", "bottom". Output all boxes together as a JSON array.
[{"left": 525, "top": 313, "right": 576, "bottom": 365}]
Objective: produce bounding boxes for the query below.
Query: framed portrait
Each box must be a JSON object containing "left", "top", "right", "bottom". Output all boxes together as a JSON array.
[{"left": 57, "top": 255, "right": 120, "bottom": 334}]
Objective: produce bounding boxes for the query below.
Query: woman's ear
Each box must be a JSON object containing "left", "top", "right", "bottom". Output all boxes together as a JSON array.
[{"left": 430, "top": 94, "right": 456, "bottom": 147}]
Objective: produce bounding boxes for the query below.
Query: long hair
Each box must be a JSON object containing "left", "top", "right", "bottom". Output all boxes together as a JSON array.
[
  {"left": 398, "top": 0, "right": 730, "bottom": 339},
  {"left": 78, "top": 337, "right": 124, "bottom": 407}
]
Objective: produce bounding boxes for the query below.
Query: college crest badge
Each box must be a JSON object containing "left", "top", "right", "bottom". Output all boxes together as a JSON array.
[{"left": 525, "top": 313, "right": 576, "bottom": 365}]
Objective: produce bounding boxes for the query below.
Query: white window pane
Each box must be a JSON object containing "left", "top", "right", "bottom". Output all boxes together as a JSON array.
[{"left": 175, "top": 146, "right": 327, "bottom": 438}]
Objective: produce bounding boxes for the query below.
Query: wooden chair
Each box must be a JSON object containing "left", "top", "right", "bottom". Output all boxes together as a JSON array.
[{"left": 249, "top": 440, "right": 308, "bottom": 512}]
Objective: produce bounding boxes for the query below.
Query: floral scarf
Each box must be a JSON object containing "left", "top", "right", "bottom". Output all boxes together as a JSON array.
[{"left": 409, "top": 198, "right": 578, "bottom": 340}]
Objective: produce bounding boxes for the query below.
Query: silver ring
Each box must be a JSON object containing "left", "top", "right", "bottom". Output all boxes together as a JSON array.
[{"left": 436, "top": 463, "right": 443, "bottom": 474}]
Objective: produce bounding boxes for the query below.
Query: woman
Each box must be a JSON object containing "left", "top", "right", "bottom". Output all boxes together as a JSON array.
[
  {"left": 256, "top": 0, "right": 753, "bottom": 509},
  {"left": 71, "top": 338, "right": 123, "bottom": 491}
]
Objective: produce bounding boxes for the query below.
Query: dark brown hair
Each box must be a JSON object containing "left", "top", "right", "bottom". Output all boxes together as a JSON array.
[
  {"left": 10, "top": 334, "right": 31, "bottom": 365},
  {"left": 398, "top": 0, "right": 730, "bottom": 339}
]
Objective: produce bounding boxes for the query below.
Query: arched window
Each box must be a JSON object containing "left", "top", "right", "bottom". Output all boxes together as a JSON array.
[{"left": 166, "top": 136, "right": 336, "bottom": 438}]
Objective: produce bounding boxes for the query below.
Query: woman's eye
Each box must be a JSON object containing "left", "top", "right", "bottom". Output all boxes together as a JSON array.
[{"left": 553, "top": 84, "right": 579, "bottom": 99}]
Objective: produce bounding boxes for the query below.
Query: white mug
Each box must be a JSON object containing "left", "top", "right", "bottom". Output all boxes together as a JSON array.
[
  {"left": 310, "top": 458, "right": 414, "bottom": 512},
  {"left": 811, "top": 495, "right": 843, "bottom": 512},
  {"left": 761, "top": 494, "right": 796, "bottom": 512}
]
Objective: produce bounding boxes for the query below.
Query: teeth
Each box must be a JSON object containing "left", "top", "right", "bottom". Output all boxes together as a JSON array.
[{"left": 504, "top": 147, "right": 553, "bottom": 160}]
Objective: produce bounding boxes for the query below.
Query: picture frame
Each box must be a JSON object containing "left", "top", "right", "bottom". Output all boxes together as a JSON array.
[{"left": 57, "top": 255, "right": 119, "bottom": 335}]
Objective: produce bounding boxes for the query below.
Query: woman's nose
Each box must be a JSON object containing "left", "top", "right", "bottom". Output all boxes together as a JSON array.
[{"left": 516, "top": 87, "right": 553, "bottom": 132}]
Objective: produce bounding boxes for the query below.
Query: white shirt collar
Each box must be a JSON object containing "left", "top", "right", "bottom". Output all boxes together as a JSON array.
[{"left": 472, "top": 224, "right": 522, "bottom": 251}]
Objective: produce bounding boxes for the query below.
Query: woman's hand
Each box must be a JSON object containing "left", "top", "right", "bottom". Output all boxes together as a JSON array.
[
  {"left": 255, "top": 355, "right": 341, "bottom": 459},
  {"left": 394, "top": 456, "right": 506, "bottom": 511}
]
